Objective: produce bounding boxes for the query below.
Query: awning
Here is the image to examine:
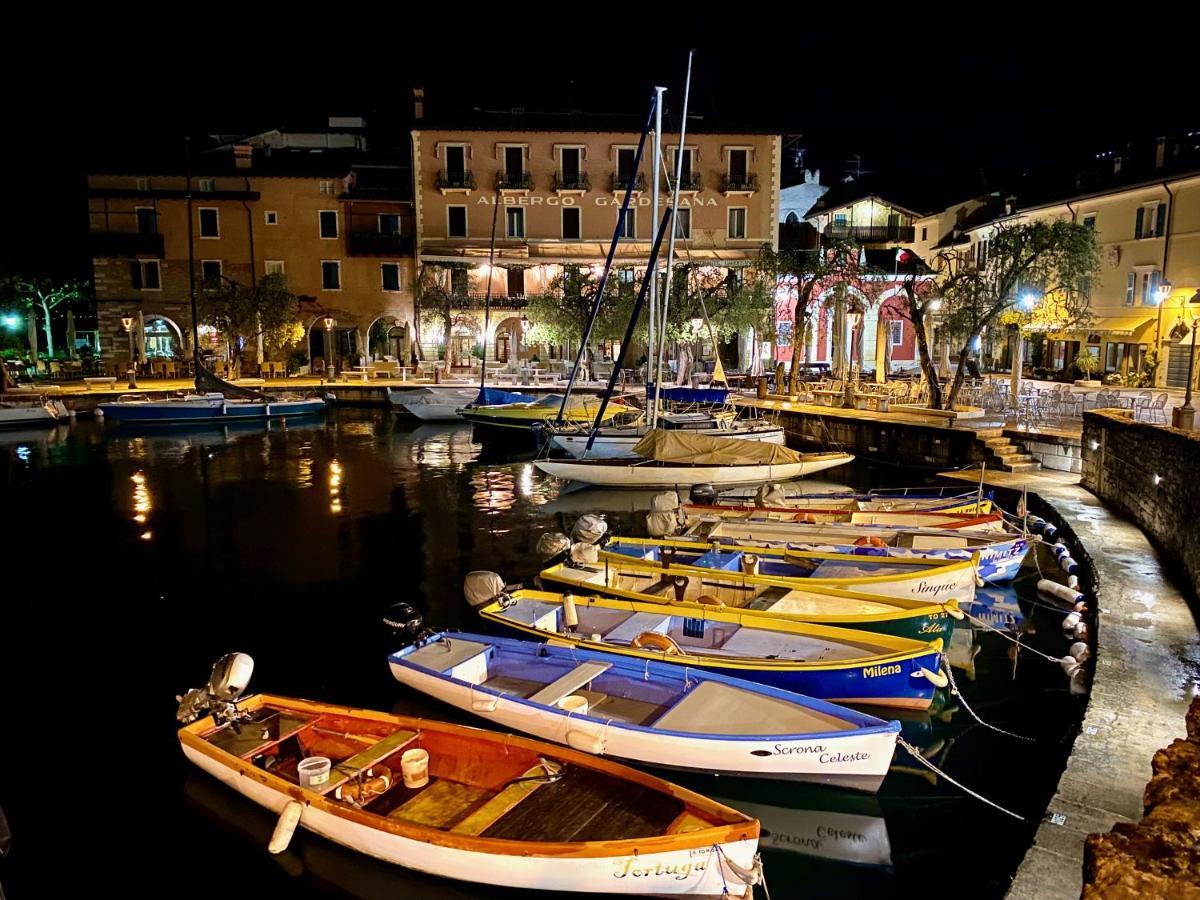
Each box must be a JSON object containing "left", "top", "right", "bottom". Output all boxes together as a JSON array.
[{"left": 1050, "top": 314, "right": 1156, "bottom": 342}]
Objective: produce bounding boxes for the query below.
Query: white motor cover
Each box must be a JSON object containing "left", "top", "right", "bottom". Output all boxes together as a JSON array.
[
  {"left": 650, "top": 491, "right": 681, "bottom": 513},
  {"left": 535, "top": 532, "right": 572, "bottom": 558},
  {"left": 571, "top": 515, "right": 608, "bottom": 544},
  {"left": 569, "top": 542, "right": 599, "bottom": 565},
  {"left": 210, "top": 652, "right": 255, "bottom": 702},
  {"left": 464, "top": 571, "right": 506, "bottom": 607},
  {"left": 646, "top": 511, "right": 680, "bottom": 538}
]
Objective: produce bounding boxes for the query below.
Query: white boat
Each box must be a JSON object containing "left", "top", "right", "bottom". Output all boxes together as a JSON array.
[
  {"left": 536, "top": 429, "right": 853, "bottom": 490},
  {"left": 389, "top": 631, "right": 900, "bottom": 791},
  {"left": 0, "top": 397, "right": 67, "bottom": 427},
  {"left": 97, "top": 392, "right": 325, "bottom": 423},
  {"left": 390, "top": 387, "right": 479, "bottom": 422},
  {"left": 549, "top": 416, "right": 786, "bottom": 460}
]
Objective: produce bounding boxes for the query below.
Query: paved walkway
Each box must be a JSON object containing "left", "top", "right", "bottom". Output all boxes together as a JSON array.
[{"left": 943, "top": 467, "right": 1200, "bottom": 898}]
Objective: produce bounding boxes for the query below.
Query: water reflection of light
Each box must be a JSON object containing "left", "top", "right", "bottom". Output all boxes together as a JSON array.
[
  {"left": 329, "top": 458, "right": 343, "bottom": 514},
  {"left": 296, "top": 456, "right": 314, "bottom": 489},
  {"left": 408, "top": 428, "right": 481, "bottom": 470},
  {"left": 518, "top": 464, "right": 533, "bottom": 497},
  {"left": 15, "top": 445, "right": 30, "bottom": 463},
  {"left": 131, "top": 470, "right": 153, "bottom": 540},
  {"left": 470, "top": 469, "right": 516, "bottom": 517}
]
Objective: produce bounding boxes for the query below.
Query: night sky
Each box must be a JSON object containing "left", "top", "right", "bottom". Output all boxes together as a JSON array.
[{"left": 3, "top": 18, "right": 1194, "bottom": 277}]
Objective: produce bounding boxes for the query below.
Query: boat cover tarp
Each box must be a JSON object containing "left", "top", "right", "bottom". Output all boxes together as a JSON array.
[
  {"left": 631, "top": 429, "right": 807, "bottom": 466},
  {"left": 475, "top": 388, "right": 538, "bottom": 406},
  {"left": 647, "top": 383, "right": 729, "bottom": 405}
]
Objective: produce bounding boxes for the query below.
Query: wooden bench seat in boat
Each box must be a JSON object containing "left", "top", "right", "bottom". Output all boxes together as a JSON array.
[
  {"left": 320, "top": 728, "right": 419, "bottom": 795},
  {"left": 764, "top": 589, "right": 900, "bottom": 617},
  {"left": 498, "top": 600, "right": 561, "bottom": 631},
  {"left": 525, "top": 661, "right": 612, "bottom": 707},
  {"left": 403, "top": 638, "right": 491, "bottom": 673},
  {"left": 206, "top": 710, "right": 315, "bottom": 758},
  {"left": 603, "top": 612, "right": 672, "bottom": 644},
  {"left": 450, "top": 764, "right": 553, "bottom": 835},
  {"left": 650, "top": 681, "right": 849, "bottom": 735}
]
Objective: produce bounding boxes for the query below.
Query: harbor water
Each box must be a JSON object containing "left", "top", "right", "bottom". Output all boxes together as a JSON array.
[{"left": 0, "top": 410, "right": 1084, "bottom": 899}]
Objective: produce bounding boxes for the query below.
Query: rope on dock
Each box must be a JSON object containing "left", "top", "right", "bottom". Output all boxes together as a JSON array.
[
  {"left": 896, "top": 735, "right": 1026, "bottom": 821},
  {"left": 942, "top": 658, "right": 1037, "bottom": 742}
]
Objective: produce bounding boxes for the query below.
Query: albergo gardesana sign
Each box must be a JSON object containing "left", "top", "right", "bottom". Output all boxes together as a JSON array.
[{"left": 475, "top": 193, "right": 719, "bottom": 207}]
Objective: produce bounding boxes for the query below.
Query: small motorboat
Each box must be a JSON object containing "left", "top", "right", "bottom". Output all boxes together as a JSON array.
[
  {"left": 97, "top": 392, "right": 326, "bottom": 423},
  {"left": 177, "top": 653, "right": 763, "bottom": 896},
  {"left": 389, "top": 387, "right": 479, "bottom": 422},
  {"left": 685, "top": 516, "right": 1032, "bottom": 583},
  {"left": 460, "top": 390, "right": 626, "bottom": 439},
  {"left": 0, "top": 396, "right": 67, "bottom": 427},
  {"left": 388, "top": 630, "right": 901, "bottom": 791},
  {"left": 546, "top": 415, "right": 786, "bottom": 460},
  {"left": 536, "top": 429, "right": 853, "bottom": 489},
  {"left": 472, "top": 585, "right": 947, "bottom": 709},
  {"left": 683, "top": 502, "right": 1009, "bottom": 535}
]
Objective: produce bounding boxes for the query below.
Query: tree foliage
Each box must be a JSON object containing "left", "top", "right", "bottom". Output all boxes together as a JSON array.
[
  {"left": 523, "top": 266, "right": 636, "bottom": 347},
  {"left": 197, "top": 273, "right": 301, "bottom": 368},
  {"left": 0, "top": 273, "right": 89, "bottom": 357}
]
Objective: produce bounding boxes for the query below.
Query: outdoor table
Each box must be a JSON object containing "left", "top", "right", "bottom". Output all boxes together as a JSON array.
[
  {"left": 351, "top": 366, "right": 373, "bottom": 382},
  {"left": 397, "top": 366, "right": 412, "bottom": 382},
  {"left": 811, "top": 389, "right": 841, "bottom": 406}
]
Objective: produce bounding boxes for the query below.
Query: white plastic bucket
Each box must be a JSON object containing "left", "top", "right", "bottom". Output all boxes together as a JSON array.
[
  {"left": 401, "top": 748, "right": 430, "bottom": 788},
  {"left": 297, "top": 756, "right": 331, "bottom": 789},
  {"left": 559, "top": 694, "right": 589, "bottom": 715}
]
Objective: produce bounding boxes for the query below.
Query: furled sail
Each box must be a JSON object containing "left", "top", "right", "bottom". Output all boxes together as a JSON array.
[
  {"left": 194, "top": 359, "right": 267, "bottom": 401},
  {"left": 631, "top": 429, "right": 807, "bottom": 465}
]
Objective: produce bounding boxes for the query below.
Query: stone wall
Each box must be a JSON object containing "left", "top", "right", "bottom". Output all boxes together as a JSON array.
[
  {"left": 779, "top": 409, "right": 988, "bottom": 469},
  {"left": 1081, "top": 409, "right": 1200, "bottom": 601}
]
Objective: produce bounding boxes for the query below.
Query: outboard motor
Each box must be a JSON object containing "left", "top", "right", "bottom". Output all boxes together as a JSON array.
[
  {"left": 535, "top": 532, "right": 572, "bottom": 561},
  {"left": 382, "top": 602, "right": 425, "bottom": 648},
  {"left": 464, "top": 571, "right": 507, "bottom": 608},
  {"left": 176, "top": 652, "right": 255, "bottom": 725},
  {"left": 689, "top": 483, "right": 718, "bottom": 505},
  {"left": 571, "top": 514, "right": 608, "bottom": 545}
]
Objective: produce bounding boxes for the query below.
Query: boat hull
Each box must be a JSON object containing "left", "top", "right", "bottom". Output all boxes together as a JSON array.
[
  {"left": 98, "top": 396, "right": 325, "bottom": 423},
  {"left": 388, "top": 635, "right": 899, "bottom": 790},
  {"left": 389, "top": 388, "right": 478, "bottom": 422},
  {"left": 535, "top": 455, "right": 853, "bottom": 489},
  {"left": 549, "top": 425, "right": 786, "bottom": 460},
  {"left": 0, "top": 405, "right": 60, "bottom": 427}
]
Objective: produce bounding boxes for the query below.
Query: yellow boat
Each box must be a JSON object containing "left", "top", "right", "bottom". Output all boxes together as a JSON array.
[{"left": 459, "top": 393, "right": 632, "bottom": 438}]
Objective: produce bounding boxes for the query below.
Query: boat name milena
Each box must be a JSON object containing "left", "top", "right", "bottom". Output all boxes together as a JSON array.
[
  {"left": 612, "top": 857, "right": 706, "bottom": 880},
  {"left": 862, "top": 663, "right": 902, "bottom": 678}
]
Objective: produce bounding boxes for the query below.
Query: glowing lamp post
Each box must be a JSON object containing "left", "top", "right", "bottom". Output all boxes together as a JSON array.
[
  {"left": 121, "top": 315, "right": 138, "bottom": 388},
  {"left": 1172, "top": 291, "right": 1200, "bottom": 431},
  {"left": 322, "top": 316, "right": 337, "bottom": 381}
]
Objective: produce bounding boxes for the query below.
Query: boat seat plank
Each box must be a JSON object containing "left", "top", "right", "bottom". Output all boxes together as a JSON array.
[
  {"left": 499, "top": 601, "right": 561, "bottom": 628},
  {"left": 526, "top": 661, "right": 612, "bottom": 707},
  {"left": 389, "top": 780, "right": 491, "bottom": 829},
  {"left": 450, "top": 765, "right": 551, "bottom": 836},
  {"left": 206, "top": 711, "right": 316, "bottom": 759},
  {"left": 651, "top": 681, "right": 850, "bottom": 735},
  {"left": 320, "top": 728, "right": 419, "bottom": 795},
  {"left": 768, "top": 589, "right": 899, "bottom": 617},
  {"left": 604, "top": 612, "right": 672, "bottom": 644},
  {"left": 402, "top": 639, "right": 491, "bottom": 673}
]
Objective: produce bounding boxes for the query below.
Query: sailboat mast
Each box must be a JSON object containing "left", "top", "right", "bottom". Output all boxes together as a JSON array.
[
  {"left": 651, "top": 50, "right": 694, "bottom": 428},
  {"left": 477, "top": 191, "right": 501, "bottom": 399},
  {"left": 185, "top": 137, "right": 200, "bottom": 370},
  {"left": 649, "top": 86, "right": 665, "bottom": 406}
]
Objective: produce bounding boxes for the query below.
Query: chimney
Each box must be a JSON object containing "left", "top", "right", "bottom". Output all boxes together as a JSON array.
[
  {"left": 1155, "top": 136, "right": 1167, "bottom": 170},
  {"left": 1004, "top": 194, "right": 1017, "bottom": 215},
  {"left": 413, "top": 87, "right": 425, "bottom": 121},
  {"left": 233, "top": 143, "right": 253, "bottom": 170}
]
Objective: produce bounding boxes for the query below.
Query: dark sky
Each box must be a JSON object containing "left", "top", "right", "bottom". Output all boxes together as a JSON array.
[{"left": 4, "top": 16, "right": 1195, "bottom": 275}]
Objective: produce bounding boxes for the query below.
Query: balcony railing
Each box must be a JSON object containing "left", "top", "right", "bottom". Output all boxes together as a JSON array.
[
  {"left": 677, "top": 173, "right": 702, "bottom": 191},
  {"left": 553, "top": 172, "right": 591, "bottom": 191},
  {"left": 436, "top": 170, "right": 476, "bottom": 190},
  {"left": 496, "top": 172, "right": 533, "bottom": 190},
  {"left": 90, "top": 231, "right": 165, "bottom": 257},
  {"left": 720, "top": 173, "right": 759, "bottom": 193},
  {"left": 822, "top": 224, "right": 916, "bottom": 243},
  {"left": 348, "top": 231, "right": 414, "bottom": 256},
  {"left": 610, "top": 172, "right": 648, "bottom": 193}
]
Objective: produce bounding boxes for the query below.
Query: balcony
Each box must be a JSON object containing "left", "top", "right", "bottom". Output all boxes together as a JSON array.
[
  {"left": 676, "top": 172, "right": 702, "bottom": 192},
  {"left": 610, "top": 172, "right": 648, "bottom": 193},
  {"left": 720, "top": 173, "right": 759, "bottom": 194},
  {"left": 436, "top": 170, "right": 476, "bottom": 192},
  {"left": 496, "top": 172, "right": 533, "bottom": 191},
  {"left": 822, "top": 223, "right": 916, "bottom": 244},
  {"left": 90, "top": 231, "right": 165, "bottom": 257},
  {"left": 348, "top": 231, "right": 414, "bottom": 257},
  {"left": 553, "top": 172, "right": 591, "bottom": 192}
]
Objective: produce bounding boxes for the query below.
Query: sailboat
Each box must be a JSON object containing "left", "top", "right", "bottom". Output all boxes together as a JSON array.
[{"left": 0, "top": 396, "right": 67, "bottom": 427}]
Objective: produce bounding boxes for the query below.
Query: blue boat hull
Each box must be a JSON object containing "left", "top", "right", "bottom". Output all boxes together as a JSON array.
[{"left": 99, "top": 398, "right": 325, "bottom": 423}]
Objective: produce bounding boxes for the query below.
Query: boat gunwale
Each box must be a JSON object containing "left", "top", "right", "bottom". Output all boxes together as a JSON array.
[
  {"left": 179, "top": 693, "right": 758, "bottom": 859},
  {"left": 685, "top": 504, "right": 1005, "bottom": 530}
]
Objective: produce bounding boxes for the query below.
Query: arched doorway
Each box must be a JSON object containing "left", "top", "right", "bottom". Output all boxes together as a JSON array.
[
  {"left": 307, "top": 317, "right": 359, "bottom": 373},
  {"left": 143, "top": 315, "right": 183, "bottom": 358}
]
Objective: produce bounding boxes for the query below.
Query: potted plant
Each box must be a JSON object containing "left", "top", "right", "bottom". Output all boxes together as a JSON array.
[{"left": 1073, "top": 350, "right": 1101, "bottom": 387}]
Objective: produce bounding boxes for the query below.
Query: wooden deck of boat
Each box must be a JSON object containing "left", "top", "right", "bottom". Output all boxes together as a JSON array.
[{"left": 481, "top": 767, "right": 683, "bottom": 843}]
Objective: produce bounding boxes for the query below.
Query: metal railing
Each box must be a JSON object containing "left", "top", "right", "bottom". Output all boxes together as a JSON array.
[
  {"left": 677, "top": 172, "right": 702, "bottom": 191},
  {"left": 720, "top": 173, "right": 759, "bottom": 193},
  {"left": 90, "top": 231, "right": 165, "bottom": 257},
  {"left": 822, "top": 223, "right": 916, "bottom": 243},
  {"left": 435, "top": 170, "right": 476, "bottom": 190},
  {"left": 348, "top": 231, "right": 414, "bottom": 256},
  {"left": 553, "top": 172, "right": 591, "bottom": 191},
  {"left": 610, "top": 172, "right": 648, "bottom": 192},
  {"left": 496, "top": 172, "right": 533, "bottom": 190}
]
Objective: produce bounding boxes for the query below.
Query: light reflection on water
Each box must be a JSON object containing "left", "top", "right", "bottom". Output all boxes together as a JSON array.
[{"left": 0, "top": 410, "right": 1082, "bottom": 900}]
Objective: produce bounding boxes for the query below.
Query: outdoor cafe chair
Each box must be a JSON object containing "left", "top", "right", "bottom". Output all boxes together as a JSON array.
[
  {"left": 1132, "top": 391, "right": 1153, "bottom": 421},
  {"left": 1147, "top": 393, "right": 1169, "bottom": 424}
]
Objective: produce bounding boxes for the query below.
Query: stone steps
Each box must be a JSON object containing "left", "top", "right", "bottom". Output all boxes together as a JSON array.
[{"left": 972, "top": 430, "right": 1042, "bottom": 473}]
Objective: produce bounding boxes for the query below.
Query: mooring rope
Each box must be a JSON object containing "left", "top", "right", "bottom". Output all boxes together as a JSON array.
[
  {"left": 896, "top": 735, "right": 1026, "bottom": 821},
  {"left": 942, "top": 658, "right": 1037, "bottom": 742},
  {"left": 960, "top": 608, "right": 1070, "bottom": 665}
]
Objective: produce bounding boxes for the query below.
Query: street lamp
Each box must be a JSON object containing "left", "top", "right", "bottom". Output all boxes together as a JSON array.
[
  {"left": 842, "top": 309, "right": 863, "bottom": 408},
  {"left": 1173, "top": 290, "right": 1200, "bottom": 431},
  {"left": 322, "top": 316, "right": 337, "bottom": 381},
  {"left": 121, "top": 314, "right": 137, "bottom": 388}
]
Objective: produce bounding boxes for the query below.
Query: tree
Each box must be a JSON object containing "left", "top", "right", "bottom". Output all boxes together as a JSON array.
[
  {"left": 0, "top": 274, "right": 88, "bottom": 358},
  {"left": 197, "top": 273, "right": 300, "bottom": 374},
  {"left": 523, "top": 265, "right": 634, "bottom": 348},
  {"left": 933, "top": 219, "right": 1099, "bottom": 409},
  {"left": 888, "top": 255, "right": 944, "bottom": 408},
  {"left": 413, "top": 263, "right": 458, "bottom": 361}
]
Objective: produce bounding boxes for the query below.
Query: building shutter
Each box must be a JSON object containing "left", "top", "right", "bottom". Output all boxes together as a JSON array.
[
  {"left": 1134, "top": 207, "right": 1144, "bottom": 239},
  {"left": 1125, "top": 272, "right": 1135, "bottom": 306},
  {"left": 1156, "top": 203, "right": 1167, "bottom": 236},
  {"left": 130, "top": 261, "right": 143, "bottom": 289}
]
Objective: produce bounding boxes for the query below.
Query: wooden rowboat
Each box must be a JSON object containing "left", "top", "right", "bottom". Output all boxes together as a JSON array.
[
  {"left": 685, "top": 503, "right": 1009, "bottom": 534},
  {"left": 180, "top": 693, "right": 762, "bottom": 895},
  {"left": 389, "top": 631, "right": 901, "bottom": 791}
]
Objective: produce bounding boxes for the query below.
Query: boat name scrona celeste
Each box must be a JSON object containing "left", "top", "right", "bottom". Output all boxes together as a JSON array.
[
  {"left": 612, "top": 857, "right": 707, "bottom": 880},
  {"left": 863, "top": 663, "right": 903, "bottom": 677}
]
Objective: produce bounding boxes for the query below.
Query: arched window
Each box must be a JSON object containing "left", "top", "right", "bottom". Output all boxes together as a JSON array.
[{"left": 785, "top": 212, "right": 800, "bottom": 225}]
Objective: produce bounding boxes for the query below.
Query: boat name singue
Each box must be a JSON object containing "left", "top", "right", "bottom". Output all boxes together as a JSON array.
[
  {"left": 913, "top": 580, "right": 955, "bottom": 597},
  {"left": 612, "top": 857, "right": 706, "bottom": 880},
  {"left": 862, "top": 664, "right": 902, "bottom": 678}
]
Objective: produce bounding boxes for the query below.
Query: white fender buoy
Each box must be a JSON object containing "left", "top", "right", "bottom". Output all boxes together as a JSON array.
[
  {"left": 1067, "top": 574, "right": 1080, "bottom": 589},
  {"left": 562, "top": 593, "right": 579, "bottom": 630},
  {"left": 1059, "top": 556, "right": 1078, "bottom": 575},
  {"left": 566, "top": 730, "right": 605, "bottom": 754},
  {"left": 915, "top": 667, "right": 949, "bottom": 688},
  {"left": 1043, "top": 524, "right": 1058, "bottom": 540},
  {"left": 1073, "top": 621, "right": 1089, "bottom": 641},
  {"left": 1062, "top": 612, "right": 1082, "bottom": 632},
  {"left": 1069, "top": 641, "right": 1091, "bottom": 664},
  {"left": 1039, "top": 579, "right": 1084, "bottom": 605},
  {"left": 1070, "top": 668, "right": 1090, "bottom": 696},
  {"left": 1060, "top": 657, "right": 1080, "bottom": 677},
  {"left": 269, "top": 800, "right": 304, "bottom": 854},
  {"left": 1074, "top": 601, "right": 1088, "bottom": 613},
  {"left": 1052, "top": 542, "right": 1069, "bottom": 558},
  {"left": 1026, "top": 516, "right": 1045, "bottom": 533}
]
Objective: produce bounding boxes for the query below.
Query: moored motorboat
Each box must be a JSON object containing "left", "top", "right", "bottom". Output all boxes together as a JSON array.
[
  {"left": 460, "top": 391, "right": 626, "bottom": 439},
  {"left": 389, "top": 387, "right": 479, "bottom": 422},
  {"left": 97, "top": 392, "right": 325, "bottom": 423},
  {"left": 177, "top": 654, "right": 763, "bottom": 896},
  {"left": 388, "top": 630, "right": 900, "bottom": 791},
  {"left": 683, "top": 502, "right": 1009, "bottom": 535},
  {"left": 547, "top": 416, "right": 786, "bottom": 460},
  {"left": 472, "top": 586, "right": 947, "bottom": 709},
  {"left": 536, "top": 429, "right": 853, "bottom": 490},
  {"left": 0, "top": 396, "right": 67, "bottom": 427}
]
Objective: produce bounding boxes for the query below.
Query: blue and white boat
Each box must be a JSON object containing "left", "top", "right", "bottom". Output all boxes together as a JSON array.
[
  {"left": 474, "top": 588, "right": 947, "bottom": 710},
  {"left": 686, "top": 517, "right": 1031, "bottom": 583},
  {"left": 389, "top": 631, "right": 900, "bottom": 791},
  {"left": 97, "top": 392, "right": 326, "bottom": 423}
]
